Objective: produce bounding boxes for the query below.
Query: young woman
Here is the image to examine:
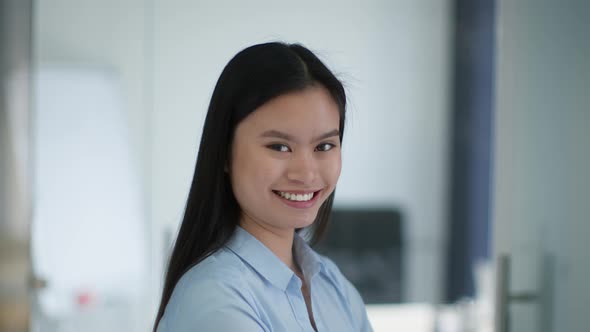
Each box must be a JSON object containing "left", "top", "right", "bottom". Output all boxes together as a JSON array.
[{"left": 154, "top": 42, "right": 373, "bottom": 332}]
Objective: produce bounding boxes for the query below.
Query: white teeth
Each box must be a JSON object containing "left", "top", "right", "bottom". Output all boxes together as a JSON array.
[{"left": 277, "top": 191, "right": 314, "bottom": 202}]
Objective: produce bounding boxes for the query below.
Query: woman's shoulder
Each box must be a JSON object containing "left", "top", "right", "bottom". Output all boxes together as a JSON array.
[
  {"left": 177, "top": 247, "right": 247, "bottom": 286},
  {"left": 168, "top": 247, "right": 253, "bottom": 308},
  {"left": 159, "top": 248, "right": 264, "bottom": 331},
  {"left": 171, "top": 248, "right": 254, "bottom": 303}
]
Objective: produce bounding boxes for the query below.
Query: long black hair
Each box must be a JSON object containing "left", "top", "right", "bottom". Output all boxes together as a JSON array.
[{"left": 153, "top": 42, "right": 346, "bottom": 330}]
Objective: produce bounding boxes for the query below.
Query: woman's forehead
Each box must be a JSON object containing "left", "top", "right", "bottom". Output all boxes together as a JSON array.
[{"left": 244, "top": 87, "right": 340, "bottom": 130}]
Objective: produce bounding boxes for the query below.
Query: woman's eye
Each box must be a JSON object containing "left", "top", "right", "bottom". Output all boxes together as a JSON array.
[
  {"left": 315, "top": 143, "right": 336, "bottom": 152},
  {"left": 268, "top": 144, "right": 291, "bottom": 152}
]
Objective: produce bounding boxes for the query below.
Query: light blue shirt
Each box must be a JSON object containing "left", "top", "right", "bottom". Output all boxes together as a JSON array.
[{"left": 158, "top": 226, "right": 373, "bottom": 331}]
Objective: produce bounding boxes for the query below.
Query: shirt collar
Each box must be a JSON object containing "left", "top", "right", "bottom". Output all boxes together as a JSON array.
[
  {"left": 293, "top": 231, "right": 324, "bottom": 281},
  {"left": 224, "top": 226, "right": 324, "bottom": 291}
]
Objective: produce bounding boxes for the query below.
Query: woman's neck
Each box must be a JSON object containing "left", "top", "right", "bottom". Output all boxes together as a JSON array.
[{"left": 239, "top": 217, "right": 298, "bottom": 272}]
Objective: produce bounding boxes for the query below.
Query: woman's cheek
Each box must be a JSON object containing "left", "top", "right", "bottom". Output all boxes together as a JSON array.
[{"left": 322, "top": 154, "right": 342, "bottom": 185}]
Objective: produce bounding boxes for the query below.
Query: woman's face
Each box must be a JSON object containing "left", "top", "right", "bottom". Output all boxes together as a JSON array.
[{"left": 229, "top": 86, "right": 342, "bottom": 235}]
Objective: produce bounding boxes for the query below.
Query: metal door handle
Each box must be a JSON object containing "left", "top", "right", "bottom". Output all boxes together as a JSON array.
[
  {"left": 495, "top": 255, "right": 543, "bottom": 332},
  {"left": 495, "top": 255, "right": 511, "bottom": 332}
]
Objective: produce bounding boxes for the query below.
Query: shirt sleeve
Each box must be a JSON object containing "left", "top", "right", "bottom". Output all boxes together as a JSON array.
[{"left": 158, "top": 276, "right": 267, "bottom": 332}]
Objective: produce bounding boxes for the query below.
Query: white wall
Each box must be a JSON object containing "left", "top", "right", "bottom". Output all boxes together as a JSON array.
[
  {"left": 34, "top": 0, "right": 152, "bottom": 174},
  {"left": 151, "top": 0, "right": 452, "bottom": 305},
  {"left": 33, "top": 1, "right": 152, "bottom": 331},
  {"left": 493, "top": 1, "right": 590, "bottom": 331}
]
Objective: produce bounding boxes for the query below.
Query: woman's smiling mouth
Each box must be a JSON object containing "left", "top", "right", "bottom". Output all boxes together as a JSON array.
[{"left": 272, "top": 190, "right": 322, "bottom": 208}]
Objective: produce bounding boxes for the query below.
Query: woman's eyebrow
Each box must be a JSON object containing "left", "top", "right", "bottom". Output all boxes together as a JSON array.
[{"left": 259, "top": 129, "right": 340, "bottom": 143}]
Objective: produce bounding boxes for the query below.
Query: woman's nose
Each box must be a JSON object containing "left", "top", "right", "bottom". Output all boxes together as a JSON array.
[{"left": 286, "top": 152, "right": 317, "bottom": 184}]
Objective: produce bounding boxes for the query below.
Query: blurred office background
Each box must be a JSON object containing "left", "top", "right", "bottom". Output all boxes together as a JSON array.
[{"left": 1, "top": 0, "right": 588, "bottom": 331}]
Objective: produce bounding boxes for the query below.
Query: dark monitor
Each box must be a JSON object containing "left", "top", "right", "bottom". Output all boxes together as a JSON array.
[{"left": 314, "top": 208, "right": 403, "bottom": 304}]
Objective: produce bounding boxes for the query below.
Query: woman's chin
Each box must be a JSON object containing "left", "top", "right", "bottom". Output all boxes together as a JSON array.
[{"left": 286, "top": 214, "right": 318, "bottom": 230}]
